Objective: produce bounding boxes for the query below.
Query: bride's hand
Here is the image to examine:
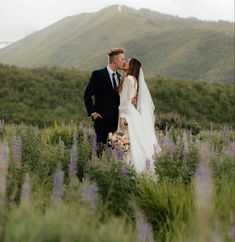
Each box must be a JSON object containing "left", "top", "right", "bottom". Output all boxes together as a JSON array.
[
  {"left": 120, "top": 118, "right": 127, "bottom": 132},
  {"left": 131, "top": 96, "right": 137, "bottom": 106}
]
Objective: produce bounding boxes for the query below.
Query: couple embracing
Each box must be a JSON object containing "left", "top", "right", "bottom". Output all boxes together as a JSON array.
[{"left": 84, "top": 48, "right": 161, "bottom": 173}]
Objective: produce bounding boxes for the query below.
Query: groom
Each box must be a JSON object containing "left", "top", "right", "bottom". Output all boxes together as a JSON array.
[{"left": 84, "top": 48, "right": 126, "bottom": 157}]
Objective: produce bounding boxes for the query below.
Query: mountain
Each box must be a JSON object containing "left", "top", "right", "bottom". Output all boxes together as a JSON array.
[
  {"left": 0, "top": 5, "right": 234, "bottom": 83},
  {"left": 0, "top": 41, "right": 12, "bottom": 49}
]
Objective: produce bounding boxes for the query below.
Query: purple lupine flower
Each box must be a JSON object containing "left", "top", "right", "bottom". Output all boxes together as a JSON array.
[
  {"left": 11, "top": 136, "right": 22, "bottom": 167},
  {"left": 82, "top": 182, "right": 99, "bottom": 213},
  {"left": 153, "top": 143, "right": 162, "bottom": 156},
  {"left": 0, "top": 142, "right": 8, "bottom": 163},
  {"left": 145, "top": 159, "right": 151, "bottom": 171},
  {"left": 78, "top": 123, "right": 84, "bottom": 135},
  {"left": 115, "top": 147, "right": 124, "bottom": 160},
  {"left": 188, "top": 128, "right": 192, "bottom": 138},
  {"left": 182, "top": 131, "right": 187, "bottom": 141},
  {"left": 69, "top": 144, "right": 78, "bottom": 175},
  {"left": 0, "top": 119, "right": 5, "bottom": 128},
  {"left": 73, "top": 130, "right": 78, "bottom": 143},
  {"left": 152, "top": 154, "right": 155, "bottom": 160},
  {"left": 227, "top": 140, "right": 235, "bottom": 157},
  {"left": 58, "top": 137, "right": 65, "bottom": 157},
  {"left": 165, "top": 124, "right": 168, "bottom": 133},
  {"left": 228, "top": 224, "right": 235, "bottom": 240},
  {"left": 21, "top": 173, "right": 31, "bottom": 202},
  {"left": 92, "top": 134, "right": 97, "bottom": 152},
  {"left": 160, "top": 135, "right": 174, "bottom": 151},
  {"left": 61, "top": 121, "right": 65, "bottom": 128},
  {"left": 183, "top": 132, "right": 189, "bottom": 155},
  {"left": 83, "top": 127, "right": 88, "bottom": 141},
  {"left": 184, "top": 142, "right": 189, "bottom": 156},
  {"left": 119, "top": 166, "right": 127, "bottom": 178},
  {"left": 176, "top": 135, "right": 181, "bottom": 146},
  {"left": 195, "top": 138, "right": 200, "bottom": 145},
  {"left": 209, "top": 124, "right": 214, "bottom": 141},
  {"left": 90, "top": 134, "right": 97, "bottom": 164},
  {"left": 53, "top": 168, "right": 64, "bottom": 201},
  {"left": 107, "top": 147, "right": 113, "bottom": 157},
  {"left": 223, "top": 126, "right": 229, "bottom": 142},
  {"left": 0, "top": 142, "right": 9, "bottom": 194},
  {"left": 196, "top": 161, "right": 212, "bottom": 199},
  {"left": 136, "top": 211, "right": 154, "bottom": 242},
  {"left": 201, "top": 144, "right": 212, "bottom": 161},
  {"left": 87, "top": 126, "right": 94, "bottom": 137}
]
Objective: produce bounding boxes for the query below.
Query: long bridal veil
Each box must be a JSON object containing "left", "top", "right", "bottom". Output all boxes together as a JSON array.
[
  {"left": 137, "top": 68, "right": 155, "bottom": 119},
  {"left": 137, "top": 68, "right": 161, "bottom": 156}
]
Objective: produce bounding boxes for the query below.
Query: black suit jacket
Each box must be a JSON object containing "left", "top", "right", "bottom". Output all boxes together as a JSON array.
[{"left": 84, "top": 67, "right": 121, "bottom": 120}]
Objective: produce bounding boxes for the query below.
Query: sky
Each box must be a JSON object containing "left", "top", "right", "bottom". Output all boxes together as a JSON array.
[{"left": 0, "top": 0, "right": 234, "bottom": 42}]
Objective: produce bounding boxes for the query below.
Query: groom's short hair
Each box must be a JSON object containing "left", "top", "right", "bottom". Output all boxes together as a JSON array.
[{"left": 107, "top": 48, "right": 125, "bottom": 63}]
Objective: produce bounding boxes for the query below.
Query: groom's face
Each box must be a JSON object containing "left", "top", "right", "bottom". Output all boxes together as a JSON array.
[{"left": 113, "top": 53, "right": 126, "bottom": 70}]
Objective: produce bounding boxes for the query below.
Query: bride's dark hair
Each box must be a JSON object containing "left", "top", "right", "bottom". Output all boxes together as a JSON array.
[
  {"left": 127, "top": 58, "right": 142, "bottom": 80},
  {"left": 116, "top": 58, "right": 142, "bottom": 93}
]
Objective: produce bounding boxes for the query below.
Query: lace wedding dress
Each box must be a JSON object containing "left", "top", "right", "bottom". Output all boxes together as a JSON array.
[{"left": 118, "top": 69, "right": 161, "bottom": 173}]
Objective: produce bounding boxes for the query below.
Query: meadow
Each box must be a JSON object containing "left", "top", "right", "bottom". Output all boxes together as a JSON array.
[{"left": 0, "top": 121, "right": 234, "bottom": 242}]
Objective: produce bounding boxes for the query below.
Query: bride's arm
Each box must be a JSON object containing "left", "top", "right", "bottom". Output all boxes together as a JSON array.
[
  {"left": 119, "top": 78, "right": 131, "bottom": 130},
  {"left": 119, "top": 78, "right": 131, "bottom": 117}
]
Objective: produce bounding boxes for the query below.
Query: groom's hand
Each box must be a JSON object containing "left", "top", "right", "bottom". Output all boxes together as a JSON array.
[{"left": 91, "top": 112, "right": 102, "bottom": 121}]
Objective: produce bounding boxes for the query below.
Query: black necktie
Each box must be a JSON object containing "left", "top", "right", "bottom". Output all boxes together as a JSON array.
[{"left": 112, "top": 73, "right": 117, "bottom": 89}]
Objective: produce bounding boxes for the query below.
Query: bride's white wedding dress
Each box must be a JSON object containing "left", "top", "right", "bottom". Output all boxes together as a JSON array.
[{"left": 118, "top": 68, "right": 161, "bottom": 173}]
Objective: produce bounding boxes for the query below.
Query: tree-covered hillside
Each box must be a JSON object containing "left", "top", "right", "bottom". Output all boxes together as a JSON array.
[{"left": 0, "top": 64, "right": 234, "bottom": 128}]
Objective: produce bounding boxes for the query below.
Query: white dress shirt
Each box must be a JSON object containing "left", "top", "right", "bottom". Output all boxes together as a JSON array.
[{"left": 107, "top": 65, "right": 119, "bottom": 88}]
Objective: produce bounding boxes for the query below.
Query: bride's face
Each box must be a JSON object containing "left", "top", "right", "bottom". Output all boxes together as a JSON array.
[{"left": 123, "top": 59, "right": 130, "bottom": 71}]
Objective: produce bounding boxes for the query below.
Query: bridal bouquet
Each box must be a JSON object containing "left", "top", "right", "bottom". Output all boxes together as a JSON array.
[{"left": 108, "top": 131, "right": 130, "bottom": 153}]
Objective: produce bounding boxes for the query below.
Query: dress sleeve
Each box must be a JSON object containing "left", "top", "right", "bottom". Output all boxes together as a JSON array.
[{"left": 119, "top": 77, "right": 131, "bottom": 118}]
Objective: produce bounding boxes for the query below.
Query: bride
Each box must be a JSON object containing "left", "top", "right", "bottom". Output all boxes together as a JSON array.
[{"left": 117, "top": 58, "right": 161, "bottom": 173}]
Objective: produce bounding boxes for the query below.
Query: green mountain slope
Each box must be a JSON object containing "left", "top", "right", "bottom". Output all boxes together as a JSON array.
[{"left": 0, "top": 5, "right": 234, "bottom": 83}]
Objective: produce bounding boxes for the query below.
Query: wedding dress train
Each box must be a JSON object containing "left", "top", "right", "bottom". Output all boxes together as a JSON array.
[{"left": 118, "top": 69, "right": 161, "bottom": 173}]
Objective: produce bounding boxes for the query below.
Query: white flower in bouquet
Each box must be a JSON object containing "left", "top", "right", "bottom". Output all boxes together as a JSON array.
[{"left": 108, "top": 131, "right": 130, "bottom": 153}]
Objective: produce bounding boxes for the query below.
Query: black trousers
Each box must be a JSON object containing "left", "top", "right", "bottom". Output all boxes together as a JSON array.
[{"left": 94, "top": 108, "right": 119, "bottom": 157}]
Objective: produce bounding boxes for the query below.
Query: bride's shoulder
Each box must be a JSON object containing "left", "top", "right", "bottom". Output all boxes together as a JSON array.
[{"left": 125, "top": 75, "right": 136, "bottom": 84}]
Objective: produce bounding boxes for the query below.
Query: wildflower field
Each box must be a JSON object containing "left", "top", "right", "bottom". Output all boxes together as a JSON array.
[{"left": 0, "top": 121, "right": 234, "bottom": 242}]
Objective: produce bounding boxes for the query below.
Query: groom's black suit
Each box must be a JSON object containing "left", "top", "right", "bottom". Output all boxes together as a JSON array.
[{"left": 84, "top": 67, "right": 121, "bottom": 156}]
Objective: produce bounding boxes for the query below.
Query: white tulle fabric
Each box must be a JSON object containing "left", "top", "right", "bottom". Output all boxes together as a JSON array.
[{"left": 118, "top": 69, "right": 161, "bottom": 173}]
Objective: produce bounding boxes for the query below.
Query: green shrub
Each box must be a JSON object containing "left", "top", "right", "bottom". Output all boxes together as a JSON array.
[
  {"left": 156, "top": 112, "right": 201, "bottom": 135},
  {"left": 155, "top": 141, "right": 199, "bottom": 185},
  {"left": 85, "top": 155, "right": 137, "bottom": 217},
  {"left": 4, "top": 203, "right": 139, "bottom": 242},
  {"left": 210, "top": 152, "right": 235, "bottom": 242},
  {"left": 132, "top": 176, "right": 193, "bottom": 242}
]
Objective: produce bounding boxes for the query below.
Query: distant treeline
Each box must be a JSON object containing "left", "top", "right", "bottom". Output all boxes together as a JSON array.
[{"left": 0, "top": 64, "right": 234, "bottom": 128}]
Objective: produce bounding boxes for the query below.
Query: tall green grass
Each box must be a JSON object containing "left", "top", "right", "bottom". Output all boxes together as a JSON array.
[{"left": 0, "top": 122, "right": 234, "bottom": 242}]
